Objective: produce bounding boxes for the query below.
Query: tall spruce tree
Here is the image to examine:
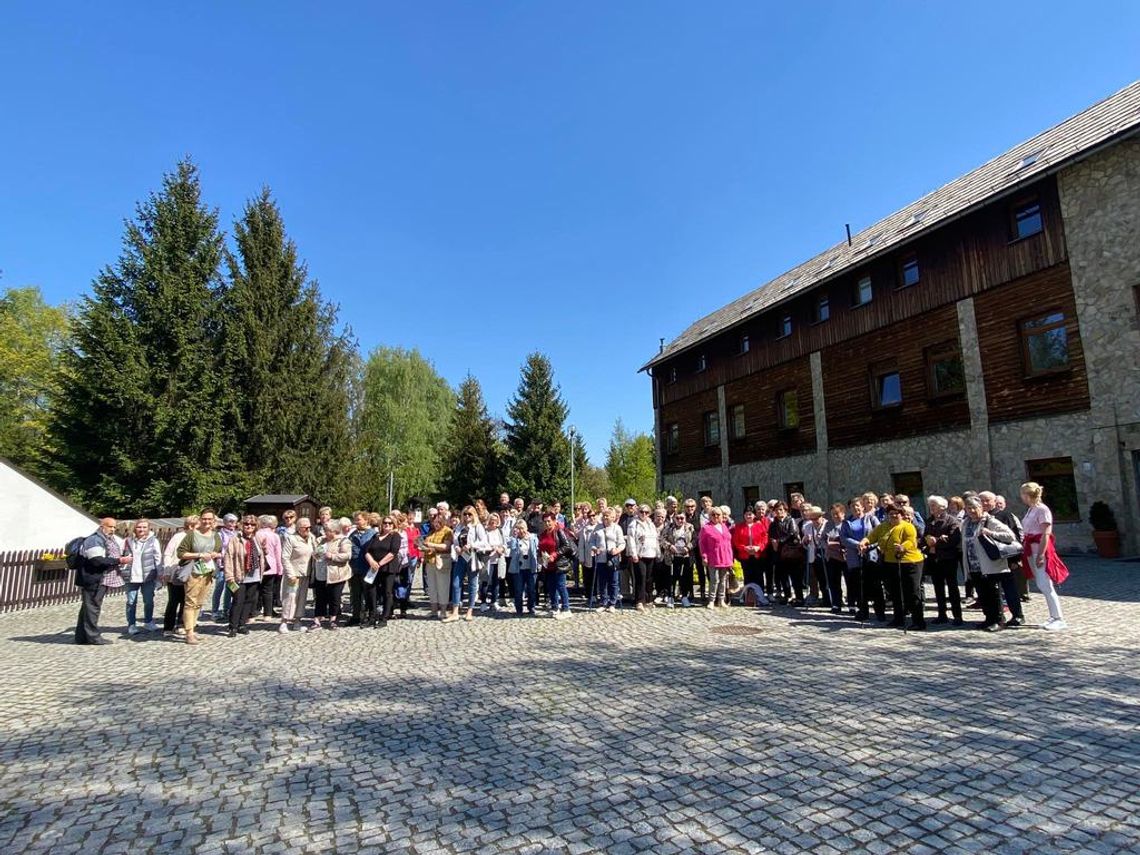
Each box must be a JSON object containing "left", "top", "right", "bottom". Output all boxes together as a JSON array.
[
  {"left": 49, "top": 159, "right": 227, "bottom": 515},
  {"left": 220, "top": 188, "right": 355, "bottom": 508},
  {"left": 504, "top": 352, "right": 570, "bottom": 504},
  {"left": 439, "top": 375, "right": 503, "bottom": 505}
]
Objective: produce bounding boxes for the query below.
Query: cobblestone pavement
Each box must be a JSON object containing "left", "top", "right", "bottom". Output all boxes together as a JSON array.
[{"left": 1, "top": 556, "right": 1138, "bottom": 854}]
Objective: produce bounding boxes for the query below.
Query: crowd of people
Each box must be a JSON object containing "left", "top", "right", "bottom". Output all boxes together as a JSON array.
[{"left": 70, "top": 483, "right": 1071, "bottom": 645}]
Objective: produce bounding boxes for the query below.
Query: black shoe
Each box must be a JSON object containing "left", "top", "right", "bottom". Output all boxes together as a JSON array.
[
  {"left": 1006, "top": 617, "right": 1022, "bottom": 628},
  {"left": 227, "top": 630, "right": 237, "bottom": 638},
  {"left": 983, "top": 622, "right": 1005, "bottom": 632},
  {"left": 830, "top": 607, "right": 843, "bottom": 615},
  {"left": 345, "top": 618, "right": 360, "bottom": 627},
  {"left": 930, "top": 616, "right": 949, "bottom": 625},
  {"left": 237, "top": 626, "right": 250, "bottom": 635},
  {"left": 91, "top": 638, "right": 112, "bottom": 645},
  {"left": 952, "top": 618, "right": 965, "bottom": 627},
  {"left": 854, "top": 611, "right": 869, "bottom": 621},
  {"left": 377, "top": 619, "right": 388, "bottom": 628},
  {"left": 889, "top": 618, "right": 905, "bottom": 628},
  {"left": 791, "top": 599, "right": 806, "bottom": 608},
  {"left": 912, "top": 621, "right": 927, "bottom": 631},
  {"left": 1020, "top": 595, "right": 1030, "bottom": 603}
]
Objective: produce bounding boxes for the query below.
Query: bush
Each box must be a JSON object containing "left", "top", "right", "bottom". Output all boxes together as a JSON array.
[{"left": 1088, "top": 501, "right": 1118, "bottom": 531}]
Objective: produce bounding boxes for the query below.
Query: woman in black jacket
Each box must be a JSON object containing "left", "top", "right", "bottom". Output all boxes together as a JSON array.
[
  {"left": 924, "top": 496, "right": 964, "bottom": 626},
  {"left": 766, "top": 502, "right": 804, "bottom": 606}
]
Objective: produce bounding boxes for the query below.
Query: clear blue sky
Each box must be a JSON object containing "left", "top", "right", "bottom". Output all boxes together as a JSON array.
[{"left": 2, "top": 2, "right": 1138, "bottom": 461}]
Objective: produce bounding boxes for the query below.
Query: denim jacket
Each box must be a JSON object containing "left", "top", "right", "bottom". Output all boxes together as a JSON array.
[{"left": 507, "top": 534, "right": 540, "bottom": 574}]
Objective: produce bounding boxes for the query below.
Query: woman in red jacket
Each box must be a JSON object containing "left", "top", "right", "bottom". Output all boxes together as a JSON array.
[{"left": 732, "top": 507, "right": 769, "bottom": 595}]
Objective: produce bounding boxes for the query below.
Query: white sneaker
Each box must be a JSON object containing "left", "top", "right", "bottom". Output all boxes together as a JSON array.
[
  {"left": 706, "top": 601, "right": 716, "bottom": 609},
  {"left": 1043, "top": 618, "right": 1068, "bottom": 631},
  {"left": 144, "top": 621, "right": 159, "bottom": 632},
  {"left": 295, "top": 623, "right": 309, "bottom": 633},
  {"left": 127, "top": 624, "right": 140, "bottom": 635},
  {"left": 604, "top": 605, "right": 615, "bottom": 613},
  {"left": 681, "top": 596, "right": 692, "bottom": 608},
  {"left": 595, "top": 606, "right": 606, "bottom": 613},
  {"left": 666, "top": 597, "right": 675, "bottom": 609},
  {"left": 653, "top": 596, "right": 663, "bottom": 605},
  {"left": 278, "top": 623, "right": 290, "bottom": 634}
]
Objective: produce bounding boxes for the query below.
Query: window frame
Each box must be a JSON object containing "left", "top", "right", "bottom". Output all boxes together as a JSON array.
[
  {"left": 1010, "top": 195, "right": 1044, "bottom": 242},
  {"left": 668, "top": 366, "right": 677, "bottom": 385},
  {"left": 1024, "top": 457, "right": 1080, "bottom": 522},
  {"left": 852, "top": 275, "right": 874, "bottom": 308},
  {"left": 776, "top": 315, "right": 793, "bottom": 339},
  {"left": 729, "top": 403, "right": 746, "bottom": 440},
  {"left": 1019, "top": 309, "right": 1070, "bottom": 378},
  {"left": 898, "top": 253, "right": 921, "bottom": 289},
  {"left": 924, "top": 341, "right": 966, "bottom": 399},
  {"left": 891, "top": 471, "right": 925, "bottom": 501},
  {"left": 695, "top": 353, "right": 707, "bottom": 374},
  {"left": 775, "top": 388, "right": 800, "bottom": 431},
  {"left": 665, "top": 422, "right": 680, "bottom": 455},
  {"left": 870, "top": 365, "right": 903, "bottom": 410},
  {"left": 738, "top": 334, "right": 751, "bottom": 355},
  {"left": 702, "top": 410, "right": 720, "bottom": 448},
  {"left": 812, "top": 294, "right": 830, "bottom": 324}
]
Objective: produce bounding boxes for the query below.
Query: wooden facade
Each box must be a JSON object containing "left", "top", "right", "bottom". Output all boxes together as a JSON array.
[{"left": 653, "top": 175, "right": 1090, "bottom": 469}]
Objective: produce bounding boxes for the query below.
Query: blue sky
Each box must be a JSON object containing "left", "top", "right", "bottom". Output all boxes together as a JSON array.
[{"left": 2, "top": 2, "right": 1138, "bottom": 461}]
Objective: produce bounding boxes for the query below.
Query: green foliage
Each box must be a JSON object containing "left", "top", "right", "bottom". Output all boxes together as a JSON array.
[
  {"left": 48, "top": 159, "right": 227, "bottom": 516},
  {"left": 438, "top": 375, "right": 504, "bottom": 506},
  {"left": 1088, "top": 500, "right": 1118, "bottom": 531},
  {"left": 352, "top": 346, "right": 454, "bottom": 511},
  {"left": 570, "top": 431, "right": 609, "bottom": 506},
  {"left": 504, "top": 352, "right": 570, "bottom": 505},
  {"left": 219, "top": 187, "right": 356, "bottom": 508},
  {"left": 0, "top": 287, "right": 71, "bottom": 474},
  {"left": 604, "top": 418, "right": 657, "bottom": 504}
]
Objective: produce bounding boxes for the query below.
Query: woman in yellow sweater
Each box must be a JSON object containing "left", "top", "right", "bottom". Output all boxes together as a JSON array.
[{"left": 860, "top": 505, "right": 927, "bottom": 630}]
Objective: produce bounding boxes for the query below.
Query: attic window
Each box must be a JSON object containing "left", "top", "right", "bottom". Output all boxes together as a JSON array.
[
  {"left": 695, "top": 353, "right": 707, "bottom": 373},
  {"left": 818, "top": 259, "right": 833, "bottom": 273},
  {"left": 900, "top": 211, "right": 926, "bottom": 230},
  {"left": 864, "top": 234, "right": 881, "bottom": 249},
  {"left": 1017, "top": 151, "right": 1042, "bottom": 170}
]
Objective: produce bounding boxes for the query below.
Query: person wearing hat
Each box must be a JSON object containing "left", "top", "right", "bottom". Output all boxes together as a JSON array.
[
  {"left": 206, "top": 512, "right": 240, "bottom": 622},
  {"left": 618, "top": 499, "right": 638, "bottom": 602}
]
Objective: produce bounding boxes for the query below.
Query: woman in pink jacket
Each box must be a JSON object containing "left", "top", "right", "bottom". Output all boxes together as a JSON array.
[
  {"left": 698, "top": 506, "right": 734, "bottom": 609},
  {"left": 254, "top": 514, "right": 284, "bottom": 619}
]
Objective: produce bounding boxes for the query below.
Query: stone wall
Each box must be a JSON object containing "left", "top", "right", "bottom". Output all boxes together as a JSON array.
[{"left": 1059, "top": 135, "right": 1140, "bottom": 552}]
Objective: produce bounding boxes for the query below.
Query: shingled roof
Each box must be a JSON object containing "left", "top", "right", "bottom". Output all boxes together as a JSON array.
[{"left": 641, "top": 79, "right": 1140, "bottom": 372}]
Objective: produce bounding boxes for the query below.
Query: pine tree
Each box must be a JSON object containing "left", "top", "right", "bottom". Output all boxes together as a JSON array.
[
  {"left": 48, "top": 159, "right": 227, "bottom": 516},
  {"left": 439, "top": 375, "right": 503, "bottom": 505},
  {"left": 220, "top": 188, "right": 356, "bottom": 508},
  {"left": 504, "top": 353, "right": 570, "bottom": 504},
  {"left": 605, "top": 418, "right": 657, "bottom": 503}
]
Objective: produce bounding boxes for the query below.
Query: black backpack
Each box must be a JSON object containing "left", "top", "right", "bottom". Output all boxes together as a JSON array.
[{"left": 66, "top": 535, "right": 87, "bottom": 587}]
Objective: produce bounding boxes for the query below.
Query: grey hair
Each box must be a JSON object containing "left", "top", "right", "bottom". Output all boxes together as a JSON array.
[
  {"left": 927, "top": 495, "right": 948, "bottom": 511},
  {"left": 978, "top": 491, "right": 996, "bottom": 502},
  {"left": 257, "top": 514, "right": 276, "bottom": 527},
  {"left": 964, "top": 497, "right": 984, "bottom": 511},
  {"left": 338, "top": 516, "right": 352, "bottom": 531}
]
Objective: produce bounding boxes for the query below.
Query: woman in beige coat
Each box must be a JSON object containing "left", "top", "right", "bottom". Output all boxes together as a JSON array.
[
  {"left": 280, "top": 517, "right": 318, "bottom": 634},
  {"left": 311, "top": 517, "right": 353, "bottom": 630}
]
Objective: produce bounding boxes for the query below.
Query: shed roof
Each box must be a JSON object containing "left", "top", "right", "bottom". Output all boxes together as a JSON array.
[{"left": 641, "top": 79, "right": 1140, "bottom": 372}]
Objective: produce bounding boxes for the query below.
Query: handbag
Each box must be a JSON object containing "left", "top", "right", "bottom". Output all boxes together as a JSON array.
[
  {"left": 979, "top": 529, "right": 1022, "bottom": 561},
  {"left": 779, "top": 541, "right": 805, "bottom": 563}
]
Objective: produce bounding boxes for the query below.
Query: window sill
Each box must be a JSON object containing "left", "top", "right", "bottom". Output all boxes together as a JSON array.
[
  {"left": 1023, "top": 367, "right": 1072, "bottom": 382},
  {"left": 851, "top": 300, "right": 873, "bottom": 310},
  {"left": 1007, "top": 230, "right": 1044, "bottom": 246},
  {"left": 926, "top": 390, "right": 966, "bottom": 403},
  {"left": 895, "top": 281, "right": 920, "bottom": 292}
]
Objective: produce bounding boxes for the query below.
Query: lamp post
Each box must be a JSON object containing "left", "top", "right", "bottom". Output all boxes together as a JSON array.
[{"left": 568, "top": 425, "right": 576, "bottom": 509}]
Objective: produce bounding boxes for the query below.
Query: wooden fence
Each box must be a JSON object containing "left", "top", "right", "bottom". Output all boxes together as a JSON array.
[{"left": 0, "top": 529, "right": 177, "bottom": 613}]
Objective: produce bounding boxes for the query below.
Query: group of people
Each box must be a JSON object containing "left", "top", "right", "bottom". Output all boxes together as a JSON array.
[{"left": 71, "top": 483, "right": 1070, "bottom": 645}]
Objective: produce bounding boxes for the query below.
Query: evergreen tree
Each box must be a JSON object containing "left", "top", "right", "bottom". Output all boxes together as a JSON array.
[
  {"left": 504, "top": 352, "right": 570, "bottom": 504},
  {"left": 220, "top": 188, "right": 356, "bottom": 509},
  {"left": 605, "top": 418, "right": 657, "bottom": 503},
  {"left": 439, "top": 375, "right": 503, "bottom": 505},
  {"left": 352, "top": 346, "right": 454, "bottom": 511},
  {"left": 570, "top": 431, "right": 609, "bottom": 506},
  {"left": 48, "top": 159, "right": 227, "bottom": 515}
]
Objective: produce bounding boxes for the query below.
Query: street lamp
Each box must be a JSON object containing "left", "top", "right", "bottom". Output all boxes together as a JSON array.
[{"left": 568, "top": 425, "right": 576, "bottom": 509}]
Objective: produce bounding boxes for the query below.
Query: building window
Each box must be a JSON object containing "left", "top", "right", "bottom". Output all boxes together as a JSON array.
[
  {"left": 665, "top": 422, "right": 679, "bottom": 455},
  {"left": 668, "top": 367, "right": 677, "bottom": 384},
  {"left": 695, "top": 353, "right": 707, "bottom": 373},
  {"left": 1020, "top": 311, "right": 1069, "bottom": 376},
  {"left": 853, "top": 276, "right": 873, "bottom": 307},
  {"left": 1025, "top": 457, "right": 1080, "bottom": 522},
  {"left": 813, "top": 295, "right": 830, "bottom": 323},
  {"left": 925, "top": 342, "right": 966, "bottom": 397},
  {"left": 729, "top": 404, "right": 746, "bottom": 439},
  {"left": 1133, "top": 284, "right": 1140, "bottom": 329},
  {"left": 892, "top": 471, "right": 924, "bottom": 501},
  {"left": 743, "top": 485, "right": 760, "bottom": 508},
  {"left": 703, "top": 411, "right": 720, "bottom": 447},
  {"left": 777, "top": 316, "right": 793, "bottom": 339},
  {"left": 872, "top": 368, "right": 902, "bottom": 409},
  {"left": 1011, "top": 197, "right": 1043, "bottom": 240},
  {"left": 739, "top": 334, "right": 751, "bottom": 355},
  {"left": 784, "top": 482, "right": 805, "bottom": 505},
  {"left": 776, "top": 389, "right": 799, "bottom": 430},
  {"left": 899, "top": 254, "right": 920, "bottom": 289}
]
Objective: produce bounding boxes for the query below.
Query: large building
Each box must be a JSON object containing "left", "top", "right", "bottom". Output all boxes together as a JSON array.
[{"left": 642, "top": 81, "right": 1140, "bottom": 554}]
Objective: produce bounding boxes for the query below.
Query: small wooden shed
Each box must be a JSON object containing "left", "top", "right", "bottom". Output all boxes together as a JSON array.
[{"left": 244, "top": 494, "right": 320, "bottom": 524}]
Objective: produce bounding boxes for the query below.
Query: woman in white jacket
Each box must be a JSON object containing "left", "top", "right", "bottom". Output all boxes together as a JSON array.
[
  {"left": 626, "top": 504, "right": 660, "bottom": 611},
  {"left": 960, "top": 497, "right": 1019, "bottom": 632},
  {"left": 449, "top": 506, "right": 489, "bottom": 622},
  {"left": 590, "top": 508, "right": 627, "bottom": 613}
]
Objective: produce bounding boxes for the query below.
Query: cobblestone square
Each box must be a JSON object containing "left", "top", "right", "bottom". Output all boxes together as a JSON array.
[{"left": 1, "top": 557, "right": 1138, "bottom": 854}]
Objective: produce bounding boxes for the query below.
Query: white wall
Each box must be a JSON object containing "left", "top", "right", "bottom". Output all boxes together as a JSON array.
[{"left": 0, "top": 460, "right": 97, "bottom": 551}]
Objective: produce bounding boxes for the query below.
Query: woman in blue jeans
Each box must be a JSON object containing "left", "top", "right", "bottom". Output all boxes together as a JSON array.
[
  {"left": 507, "top": 520, "right": 539, "bottom": 616},
  {"left": 447, "top": 506, "right": 488, "bottom": 623}
]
